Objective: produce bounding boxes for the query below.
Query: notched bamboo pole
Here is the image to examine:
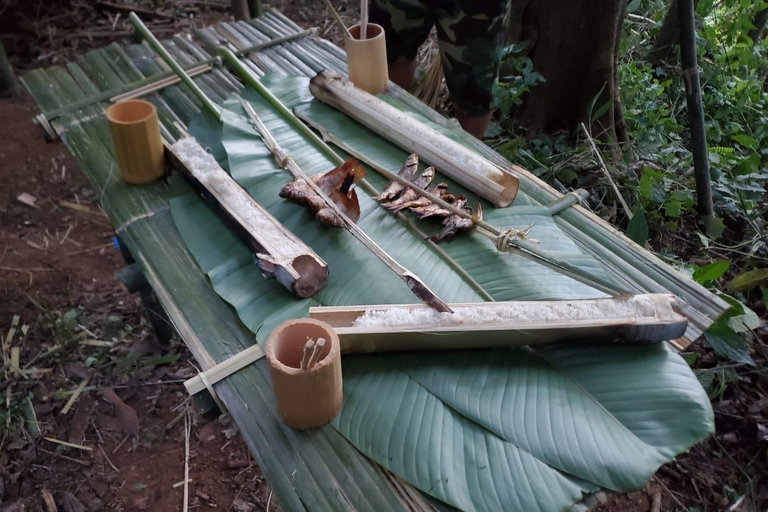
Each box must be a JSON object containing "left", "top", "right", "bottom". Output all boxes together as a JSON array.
[
  {"left": 165, "top": 137, "right": 328, "bottom": 297},
  {"left": 238, "top": 97, "right": 453, "bottom": 313},
  {"left": 309, "top": 71, "right": 520, "bottom": 207}
]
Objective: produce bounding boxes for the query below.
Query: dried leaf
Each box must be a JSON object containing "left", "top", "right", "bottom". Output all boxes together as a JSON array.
[{"left": 101, "top": 388, "right": 140, "bottom": 437}]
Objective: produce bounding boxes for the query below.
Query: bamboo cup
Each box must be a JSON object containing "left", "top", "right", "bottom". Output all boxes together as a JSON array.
[
  {"left": 105, "top": 99, "right": 165, "bottom": 184},
  {"left": 345, "top": 23, "right": 388, "bottom": 95},
  {"left": 265, "top": 318, "right": 342, "bottom": 430}
]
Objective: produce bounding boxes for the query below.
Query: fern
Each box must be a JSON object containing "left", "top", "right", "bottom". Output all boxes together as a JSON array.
[{"left": 708, "top": 146, "right": 735, "bottom": 155}]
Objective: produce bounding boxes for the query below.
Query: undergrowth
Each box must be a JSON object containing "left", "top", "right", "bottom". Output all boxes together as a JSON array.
[{"left": 488, "top": 0, "right": 768, "bottom": 369}]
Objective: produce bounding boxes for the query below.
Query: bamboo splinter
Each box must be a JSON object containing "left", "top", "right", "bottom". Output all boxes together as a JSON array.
[{"left": 237, "top": 96, "right": 453, "bottom": 313}]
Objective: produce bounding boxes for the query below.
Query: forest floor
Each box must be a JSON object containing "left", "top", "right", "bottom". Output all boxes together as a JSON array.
[{"left": 0, "top": 1, "right": 765, "bottom": 511}]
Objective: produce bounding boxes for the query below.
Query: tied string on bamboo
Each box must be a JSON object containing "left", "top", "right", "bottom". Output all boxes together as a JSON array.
[{"left": 493, "top": 224, "right": 539, "bottom": 252}]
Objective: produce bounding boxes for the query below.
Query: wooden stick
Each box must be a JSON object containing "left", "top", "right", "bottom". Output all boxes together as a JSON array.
[
  {"left": 183, "top": 413, "right": 191, "bottom": 512},
  {"left": 184, "top": 343, "right": 265, "bottom": 396},
  {"left": 300, "top": 340, "right": 314, "bottom": 370},
  {"left": 360, "top": 0, "right": 368, "bottom": 39},
  {"left": 307, "top": 338, "right": 326, "bottom": 369},
  {"left": 580, "top": 123, "right": 632, "bottom": 220},
  {"left": 61, "top": 376, "right": 90, "bottom": 415},
  {"left": 44, "top": 436, "right": 93, "bottom": 452},
  {"left": 238, "top": 96, "right": 453, "bottom": 313},
  {"left": 320, "top": 0, "right": 353, "bottom": 39}
]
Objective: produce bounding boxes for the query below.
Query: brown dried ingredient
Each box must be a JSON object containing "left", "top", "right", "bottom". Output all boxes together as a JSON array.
[{"left": 279, "top": 157, "right": 365, "bottom": 227}]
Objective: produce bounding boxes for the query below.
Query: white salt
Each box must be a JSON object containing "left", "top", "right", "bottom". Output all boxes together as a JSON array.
[{"left": 351, "top": 296, "right": 676, "bottom": 329}]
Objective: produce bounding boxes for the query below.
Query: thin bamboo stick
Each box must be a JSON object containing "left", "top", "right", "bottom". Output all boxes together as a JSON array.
[
  {"left": 238, "top": 96, "right": 453, "bottom": 313},
  {"left": 320, "top": 0, "right": 353, "bottom": 39}
]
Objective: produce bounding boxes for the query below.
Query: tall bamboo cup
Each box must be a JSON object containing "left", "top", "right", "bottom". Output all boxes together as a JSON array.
[
  {"left": 345, "top": 23, "right": 388, "bottom": 95},
  {"left": 105, "top": 99, "right": 165, "bottom": 184}
]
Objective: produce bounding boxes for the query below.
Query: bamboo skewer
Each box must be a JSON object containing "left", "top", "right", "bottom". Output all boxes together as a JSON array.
[
  {"left": 320, "top": 0, "right": 353, "bottom": 39},
  {"left": 296, "top": 110, "right": 629, "bottom": 298},
  {"left": 307, "top": 338, "right": 326, "bottom": 368},
  {"left": 237, "top": 96, "right": 453, "bottom": 313},
  {"left": 360, "top": 0, "right": 368, "bottom": 39},
  {"left": 300, "top": 340, "right": 314, "bottom": 370}
]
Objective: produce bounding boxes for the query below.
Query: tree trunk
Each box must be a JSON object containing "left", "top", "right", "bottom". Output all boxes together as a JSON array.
[
  {"left": 231, "top": 0, "right": 250, "bottom": 20},
  {"left": 749, "top": 7, "right": 768, "bottom": 45},
  {"left": 648, "top": 0, "right": 700, "bottom": 64},
  {"left": 509, "top": 0, "right": 627, "bottom": 145},
  {"left": 0, "top": 42, "right": 18, "bottom": 98}
]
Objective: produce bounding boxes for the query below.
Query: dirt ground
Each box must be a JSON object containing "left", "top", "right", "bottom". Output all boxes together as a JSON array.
[{"left": 0, "top": 1, "right": 766, "bottom": 512}]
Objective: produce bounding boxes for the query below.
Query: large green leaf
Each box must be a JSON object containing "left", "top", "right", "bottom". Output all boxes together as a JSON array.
[{"left": 170, "top": 74, "right": 714, "bottom": 512}]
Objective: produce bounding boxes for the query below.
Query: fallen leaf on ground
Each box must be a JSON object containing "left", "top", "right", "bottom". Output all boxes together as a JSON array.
[
  {"left": 16, "top": 192, "right": 39, "bottom": 208},
  {"left": 101, "top": 388, "right": 140, "bottom": 437}
]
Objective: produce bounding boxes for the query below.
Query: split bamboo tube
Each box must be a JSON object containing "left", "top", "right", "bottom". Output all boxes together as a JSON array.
[
  {"left": 345, "top": 23, "right": 388, "bottom": 95},
  {"left": 105, "top": 99, "right": 165, "bottom": 184},
  {"left": 265, "top": 319, "right": 342, "bottom": 430}
]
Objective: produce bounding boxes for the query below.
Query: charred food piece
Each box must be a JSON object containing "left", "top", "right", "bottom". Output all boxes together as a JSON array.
[
  {"left": 430, "top": 198, "right": 482, "bottom": 243},
  {"left": 383, "top": 167, "right": 435, "bottom": 210},
  {"left": 410, "top": 192, "right": 458, "bottom": 219},
  {"left": 388, "top": 183, "right": 449, "bottom": 213},
  {"left": 376, "top": 153, "right": 419, "bottom": 201},
  {"left": 279, "top": 157, "right": 365, "bottom": 227}
]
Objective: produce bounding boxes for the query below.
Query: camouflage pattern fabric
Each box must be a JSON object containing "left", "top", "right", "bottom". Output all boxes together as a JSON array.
[{"left": 370, "top": 0, "right": 508, "bottom": 115}]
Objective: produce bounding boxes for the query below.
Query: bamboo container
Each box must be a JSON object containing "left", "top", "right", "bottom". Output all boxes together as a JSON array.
[
  {"left": 265, "top": 319, "right": 342, "bottom": 430},
  {"left": 105, "top": 99, "right": 165, "bottom": 184},
  {"left": 345, "top": 23, "right": 388, "bottom": 95}
]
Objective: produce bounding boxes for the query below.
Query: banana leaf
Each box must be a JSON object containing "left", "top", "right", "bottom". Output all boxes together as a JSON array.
[{"left": 170, "top": 74, "right": 714, "bottom": 512}]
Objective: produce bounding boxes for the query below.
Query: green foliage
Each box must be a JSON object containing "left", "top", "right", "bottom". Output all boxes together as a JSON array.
[{"left": 490, "top": 0, "right": 767, "bottom": 366}]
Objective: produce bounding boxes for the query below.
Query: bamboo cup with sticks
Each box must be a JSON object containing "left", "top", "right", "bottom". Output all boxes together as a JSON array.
[{"left": 266, "top": 319, "right": 342, "bottom": 430}]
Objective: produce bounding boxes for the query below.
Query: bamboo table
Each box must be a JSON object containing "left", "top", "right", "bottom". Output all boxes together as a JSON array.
[{"left": 21, "top": 10, "right": 729, "bottom": 511}]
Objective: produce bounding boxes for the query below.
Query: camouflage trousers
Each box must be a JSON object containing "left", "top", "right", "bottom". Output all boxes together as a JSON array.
[{"left": 370, "top": 0, "right": 508, "bottom": 116}]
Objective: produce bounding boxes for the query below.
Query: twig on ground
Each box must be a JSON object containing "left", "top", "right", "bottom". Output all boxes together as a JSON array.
[
  {"left": 183, "top": 412, "right": 192, "bottom": 512},
  {"left": 581, "top": 123, "right": 633, "bottom": 220}
]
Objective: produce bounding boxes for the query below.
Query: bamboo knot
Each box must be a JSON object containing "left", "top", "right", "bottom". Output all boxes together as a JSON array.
[{"left": 494, "top": 224, "right": 538, "bottom": 251}]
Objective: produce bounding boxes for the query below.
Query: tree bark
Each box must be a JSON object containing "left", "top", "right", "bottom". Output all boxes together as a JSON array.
[
  {"left": 231, "top": 0, "right": 250, "bottom": 20},
  {"left": 0, "top": 42, "right": 18, "bottom": 98},
  {"left": 749, "top": 7, "right": 768, "bottom": 45},
  {"left": 509, "top": 0, "right": 627, "bottom": 144},
  {"left": 648, "top": 0, "right": 700, "bottom": 64}
]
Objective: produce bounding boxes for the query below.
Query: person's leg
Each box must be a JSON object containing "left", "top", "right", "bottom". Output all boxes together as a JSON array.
[
  {"left": 434, "top": 0, "right": 508, "bottom": 138},
  {"left": 369, "top": 0, "right": 433, "bottom": 90}
]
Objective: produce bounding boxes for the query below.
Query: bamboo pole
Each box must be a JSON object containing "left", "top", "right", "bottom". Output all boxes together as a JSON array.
[
  {"left": 129, "top": 13, "right": 222, "bottom": 119},
  {"left": 677, "top": 0, "right": 713, "bottom": 219},
  {"left": 237, "top": 96, "right": 453, "bottom": 313}
]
